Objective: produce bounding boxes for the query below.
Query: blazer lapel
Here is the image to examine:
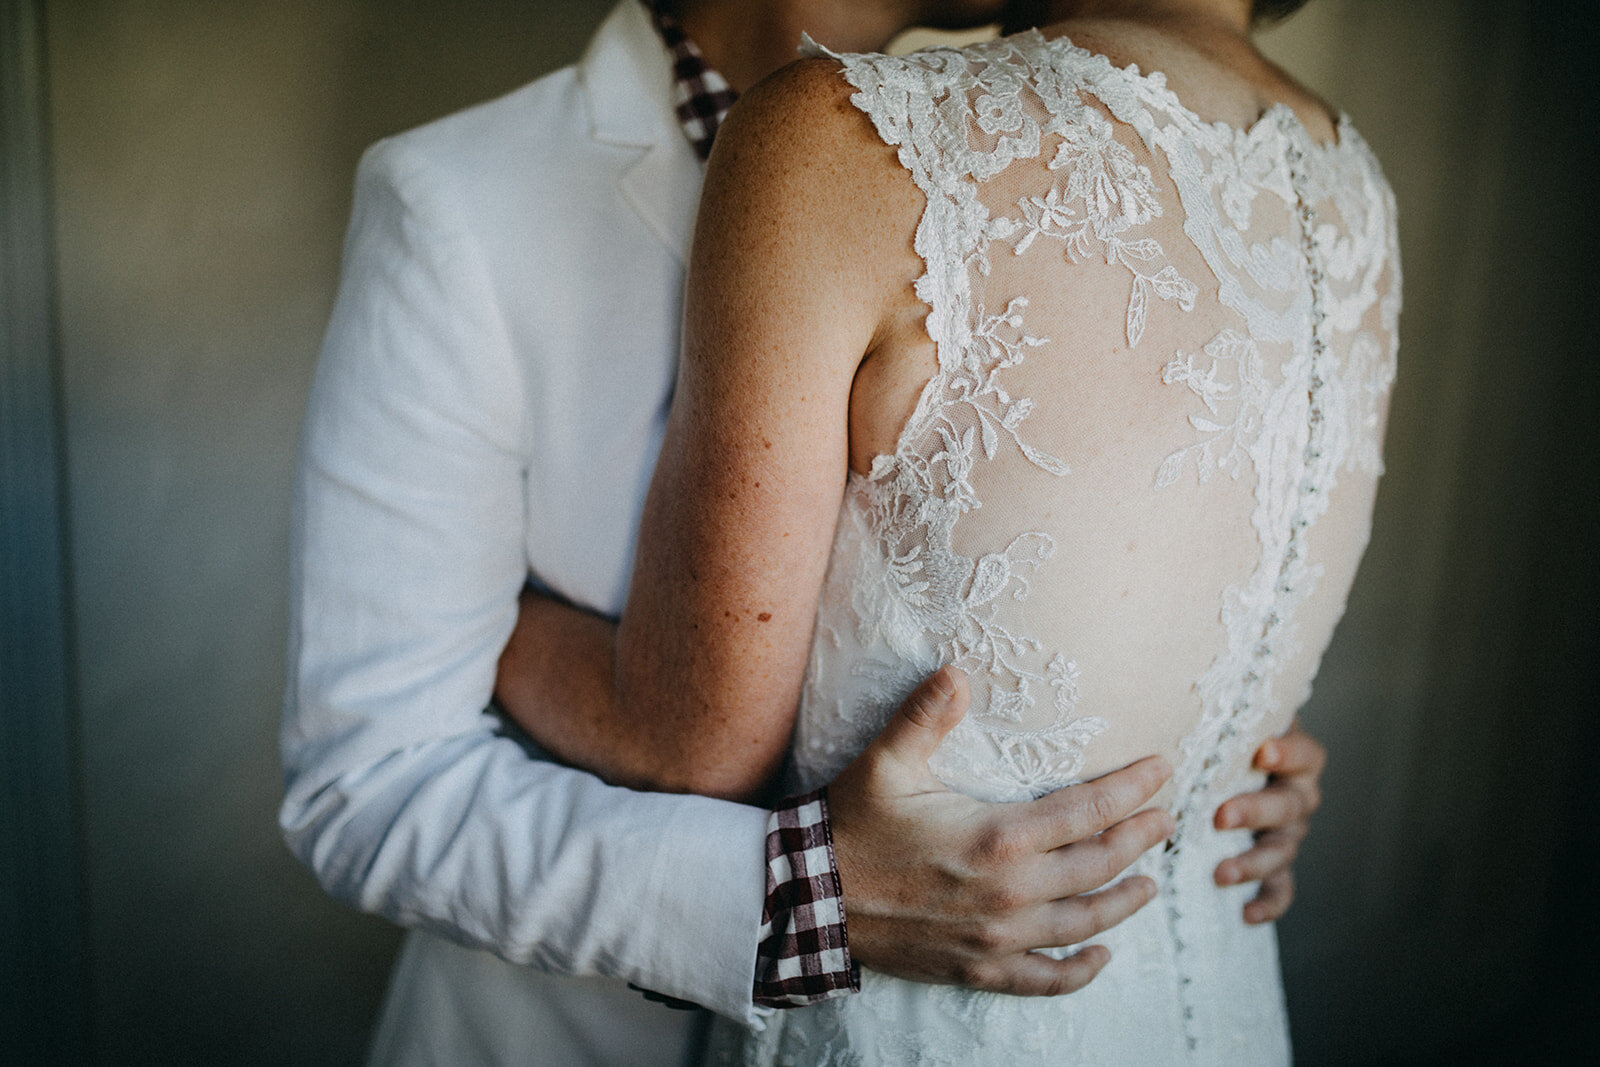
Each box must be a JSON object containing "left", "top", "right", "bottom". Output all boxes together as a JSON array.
[{"left": 580, "top": 0, "right": 704, "bottom": 265}]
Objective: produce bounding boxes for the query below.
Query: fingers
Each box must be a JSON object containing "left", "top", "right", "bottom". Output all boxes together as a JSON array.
[
  {"left": 1213, "top": 826, "right": 1306, "bottom": 887},
  {"left": 1038, "top": 808, "right": 1175, "bottom": 898},
  {"left": 962, "top": 878, "right": 1162, "bottom": 996},
  {"left": 869, "top": 666, "right": 971, "bottom": 773},
  {"left": 1243, "top": 869, "right": 1294, "bottom": 924},
  {"left": 958, "top": 944, "right": 1112, "bottom": 998},
  {"left": 1016, "top": 756, "right": 1172, "bottom": 853},
  {"left": 1214, "top": 773, "right": 1319, "bottom": 832},
  {"left": 1253, "top": 724, "right": 1327, "bottom": 778},
  {"left": 1024, "top": 876, "right": 1157, "bottom": 952}
]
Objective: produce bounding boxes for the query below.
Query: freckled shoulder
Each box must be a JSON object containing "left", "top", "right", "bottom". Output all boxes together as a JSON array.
[
  {"left": 719, "top": 56, "right": 881, "bottom": 158},
  {"left": 695, "top": 55, "right": 924, "bottom": 350},
  {"left": 706, "top": 56, "right": 917, "bottom": 232}
]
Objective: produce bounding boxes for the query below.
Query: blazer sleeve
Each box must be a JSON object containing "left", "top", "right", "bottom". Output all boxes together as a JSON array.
[{"left": 278, "top": 137, "right": 771, "bottom": 1025}]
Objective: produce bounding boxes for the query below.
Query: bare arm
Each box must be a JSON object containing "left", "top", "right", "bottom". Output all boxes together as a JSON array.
[
  {"left": 497, "top": 62, "right": 908, "bottom": 800},
  {"left": 613, "top": 61, "right": 904, "bottom": 795},
  {"left": 492, "top": 63, "right": 1179, "bottom": 997}
]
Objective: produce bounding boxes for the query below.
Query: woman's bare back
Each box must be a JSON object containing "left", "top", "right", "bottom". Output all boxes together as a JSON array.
[{"left": 709, "top": 22, "right": 1397, "bottom": 1066}]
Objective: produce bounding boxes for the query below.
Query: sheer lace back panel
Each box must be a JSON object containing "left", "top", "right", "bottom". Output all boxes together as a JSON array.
[
  {"left": 793, "top": 32, "right": 1397, "bottom": 818},
  {"left": 710, "top": 32, "right": 1396, "bottom": 1067},
  {"left": 706, "top": 32, "right": 1395, "bottom": 1067}
]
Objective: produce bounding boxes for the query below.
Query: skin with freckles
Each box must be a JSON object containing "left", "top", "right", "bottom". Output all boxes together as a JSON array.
[{"left": 492, "top": 0, "right": 1332, "bottom": 997}]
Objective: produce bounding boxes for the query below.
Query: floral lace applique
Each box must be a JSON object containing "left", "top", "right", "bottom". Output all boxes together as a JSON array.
[
  {"left": 796, "top": 35, "right": 1214, "bottom": 798},
  {"left": 1156, "top": 328, "right": 1269, "bottom": 487},
  {"left": 846, "top": 290, "right": 1100, "bottom": 766},
  {"left": 997, "top": 107, "right": 1200, "bottom": 346}
]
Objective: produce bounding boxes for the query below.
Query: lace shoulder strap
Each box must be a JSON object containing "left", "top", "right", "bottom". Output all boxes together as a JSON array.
[
  {"left": 800, "top": 33, "right": 1198, "bottom": 363},
  {"left": 801, "top": 36, "right": 1029, "bottom": 366}
]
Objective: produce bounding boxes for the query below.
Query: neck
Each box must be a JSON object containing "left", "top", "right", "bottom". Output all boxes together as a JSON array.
[
  {"left": 1028, "top": 0, "right": 1254, "bottom": 36},
  {"left": 674, "top": 0, "right": 917, "bottom": 93}
]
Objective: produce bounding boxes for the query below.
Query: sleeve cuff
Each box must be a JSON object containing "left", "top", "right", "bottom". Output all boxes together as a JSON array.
[{"left": 752, "top": 787, "right": 860, "bottom": 1008}]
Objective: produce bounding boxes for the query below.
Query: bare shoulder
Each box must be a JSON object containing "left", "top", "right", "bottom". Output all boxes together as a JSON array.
[
  {"left": 697, "top": 54, "right": 921, "bottom": 304},
  {"left": 721, "top": 56, "right": 870, "bottom": 153},
  {"left": 707, "top": 57, "right": 906, "bottom": 207}
]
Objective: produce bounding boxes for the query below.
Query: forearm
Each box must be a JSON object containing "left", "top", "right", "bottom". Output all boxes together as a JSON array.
[
  {"left": 283, "top": 136, "right": 773, "bottom": 1018},
  {"left": 594, "top": 68, "right": 890, "bottom": 802},
  {"left": 281, "top": 726, "right": 770, "bottom": 1020},
  {"left": 492, "top": 589, "right": 777, "bottom": 799}
]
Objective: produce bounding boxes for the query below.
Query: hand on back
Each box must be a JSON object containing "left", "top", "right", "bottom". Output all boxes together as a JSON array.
[
  {"left": 828, "top": 667, "right": 1175, "bottom": 996},
  {"left": 830, "top": 670, "right": 1329, "bottom": 993},
  {"left": 1212, "top": 721, "right": 1325, "bottom": 924}
]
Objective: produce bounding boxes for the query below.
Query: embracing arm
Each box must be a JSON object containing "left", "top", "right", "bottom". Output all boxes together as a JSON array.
[
  {"left": 280, "top": 136, "right": 770, "bottom": 1022},
  {"left": 499, "top": 61, "right": 902, "bottom": 800},
  {"left": 491, "top": 62, "right": 1178, "bottom": 998}
]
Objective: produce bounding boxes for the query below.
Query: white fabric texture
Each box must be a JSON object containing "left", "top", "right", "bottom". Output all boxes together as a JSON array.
[
  {"left": 707, "top": 31, "right": 1397, "bottom": 1065},
  {"left": 279, "top": 3, "right": 771, "bottom": 1062}
]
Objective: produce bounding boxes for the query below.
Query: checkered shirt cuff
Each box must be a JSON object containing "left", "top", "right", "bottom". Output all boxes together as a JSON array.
[
  {"left": 644, "top": 1, "right": 738, "bottom": 161},
  {"left": 753, "top": 788, "right": 860, "bottom": 1008}
]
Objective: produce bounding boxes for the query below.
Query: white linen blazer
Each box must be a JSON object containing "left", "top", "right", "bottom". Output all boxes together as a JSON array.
[{"left": 280, "top": 4, "right": 771, "bottom": 1063}]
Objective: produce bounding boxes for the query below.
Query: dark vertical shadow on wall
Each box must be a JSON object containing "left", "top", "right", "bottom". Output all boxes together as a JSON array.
[
  {"left": 1267, "top": 0, "right": 1600, "bottom": 1061},
  {"left": 1351, "top": 0, "right": 1600, "bottom": 1061},
  {"left": 0, "top": 0, "right": 89, "bottom": 1062},
  {"left": 1441, "top": 0, "right": 1600, "bottom": 1056}
]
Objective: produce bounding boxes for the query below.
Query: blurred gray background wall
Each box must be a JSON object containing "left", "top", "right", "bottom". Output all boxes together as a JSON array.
[{"left": 1, "top": 0, "right": 1594, "bottom": 1064}]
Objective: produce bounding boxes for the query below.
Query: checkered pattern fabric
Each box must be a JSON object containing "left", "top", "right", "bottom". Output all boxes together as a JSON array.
[
  {"left": 753, "top": 788, "right": 860, "bottom": 1007},
  {"left": 645, "top": 1, "right": 739, "bottom": 161}
]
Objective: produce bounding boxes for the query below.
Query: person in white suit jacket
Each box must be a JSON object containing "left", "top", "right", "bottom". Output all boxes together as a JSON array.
[{"left": 281, "top": 1, "right": 1330, "bottom": 1063}]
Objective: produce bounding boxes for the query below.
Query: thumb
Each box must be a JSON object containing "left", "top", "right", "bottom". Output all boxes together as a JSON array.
[{"left": 869, "top": 666, "right": 970, "bottom": 771}]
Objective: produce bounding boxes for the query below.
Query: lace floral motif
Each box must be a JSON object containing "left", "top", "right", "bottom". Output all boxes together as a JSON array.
[
  {"left": 998, "top": 107, "right": 1200, "bottom": 345},
  {"left": 787, "top": 37, "right": 1159, "bottom": 798},
  {"left": 845, "top": 289, "right": 1108, "bottom": 782},
  {"left": 1156, "top": 328, "right": 1269, "bottom": 487},
  {"left": 733, "top": 29, "right": 1399, "bottom": 1067}
]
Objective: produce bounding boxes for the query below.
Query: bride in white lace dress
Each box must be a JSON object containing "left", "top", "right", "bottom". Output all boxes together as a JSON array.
[{"left": 606, "top": 0, "right": 1398, "bottom": 1062}]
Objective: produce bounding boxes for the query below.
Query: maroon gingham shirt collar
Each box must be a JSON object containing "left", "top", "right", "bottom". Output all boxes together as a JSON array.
[{"left": 644, "top": 1, "right": 739, "bottom": 161}]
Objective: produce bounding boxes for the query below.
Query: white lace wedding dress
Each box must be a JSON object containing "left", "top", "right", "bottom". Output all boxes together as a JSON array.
[{"left": 706, "top": 29, "right": 1398, "bottom": 1066}]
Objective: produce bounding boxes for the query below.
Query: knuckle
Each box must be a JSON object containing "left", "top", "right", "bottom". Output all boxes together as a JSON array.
[
  {"left": 901, "top": 692, "right": 939, "bottom": 731},
  {"left": 973, "top": 823, "right": 1025, "bottom": 868},
  {"left": 980, "top": 882, "right": 1024, "bottom": 917},
  {"left": 1086, "top": 787, "right": 1123, "bottom": 830},
  {"left": 1041, "top": 969, "right": 1075, "bottom": 997},
  {"left": 963, "top": 918, "right": 1007, "bottom": 956},
  {"left": 952, "top": 958, "right": 994, "bottom": 991}
]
